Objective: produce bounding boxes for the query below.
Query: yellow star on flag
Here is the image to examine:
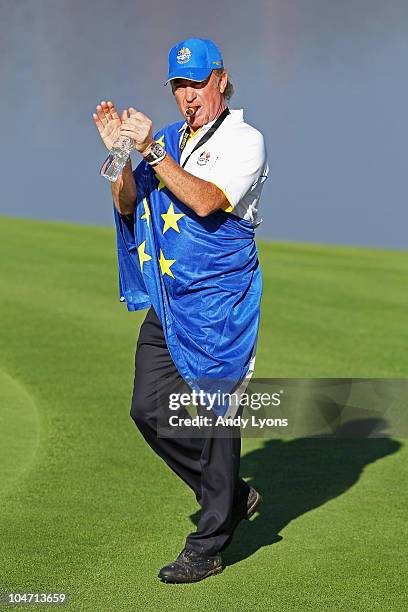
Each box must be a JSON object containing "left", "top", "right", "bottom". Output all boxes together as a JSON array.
[
  {"left": 154, "top": 172, "right": 166, "bottom": 191},
  {"left": 137, "top": 240, "right": 152, "bottom": 272},
  {"left": 140, "top": 197, "right": 151, "bottom": 226},
  {"left": 156, "top": 134, "right": 165, "bottom": 147},
  {"left": 161, "top": 202, "right": 185, "bottom": 234},
  {"left": 159, "top": 249, "right": 176, "bottom": 278}
]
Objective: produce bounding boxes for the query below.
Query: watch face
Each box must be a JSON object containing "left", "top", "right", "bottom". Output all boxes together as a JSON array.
[{"left": 152, "top": 143, "right": 164, "bottom": 157}]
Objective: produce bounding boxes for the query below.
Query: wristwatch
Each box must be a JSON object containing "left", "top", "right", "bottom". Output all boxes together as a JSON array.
[{"left": 142, "top": 141, "right": 167, "bottom": 166}]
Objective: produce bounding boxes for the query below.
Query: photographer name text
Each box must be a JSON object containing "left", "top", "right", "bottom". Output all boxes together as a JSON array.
[{"left": 168, "top": 415, "right": 288, "bottom": 428}]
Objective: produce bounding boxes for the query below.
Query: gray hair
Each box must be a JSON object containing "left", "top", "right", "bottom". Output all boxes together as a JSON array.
[{"left": 214, "top": 68, "right": 234, "bottom": 100}]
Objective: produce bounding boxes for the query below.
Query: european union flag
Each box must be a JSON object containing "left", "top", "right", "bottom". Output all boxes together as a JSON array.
[{"left": 113, "top": 120, "right": 262, "bottom": 417}]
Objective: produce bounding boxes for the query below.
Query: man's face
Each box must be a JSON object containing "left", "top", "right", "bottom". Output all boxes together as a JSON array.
[{"left": 171, "top": 70, "right": 227, "bottom": 130}]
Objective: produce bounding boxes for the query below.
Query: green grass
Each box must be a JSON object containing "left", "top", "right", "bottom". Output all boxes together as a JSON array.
[{"left": 0, "top": 216, "right": 407, "bottom": 611}]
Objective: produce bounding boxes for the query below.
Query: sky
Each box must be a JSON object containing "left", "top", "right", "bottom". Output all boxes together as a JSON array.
[{"left": 1, "top": 0, "right": 407, "bottom": 249}]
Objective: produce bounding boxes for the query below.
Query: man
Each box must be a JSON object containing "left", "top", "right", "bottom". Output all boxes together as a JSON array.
[{"left": 93, "top": 38, "right": 268, "bottom": 583}]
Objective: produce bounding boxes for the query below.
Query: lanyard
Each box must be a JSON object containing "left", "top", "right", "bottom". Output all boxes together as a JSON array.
[{"left": 179, "top": 107, "right": 230, "bottom": 168}]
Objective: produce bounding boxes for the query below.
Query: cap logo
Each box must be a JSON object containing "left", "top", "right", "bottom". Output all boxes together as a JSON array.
[{"left": 177, "top": 47, "right": 191, "bottom": 64}]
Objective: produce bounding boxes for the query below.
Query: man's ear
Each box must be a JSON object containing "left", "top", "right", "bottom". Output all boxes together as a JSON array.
[{"left": 219, "top": 71, "right": 228, "bottom": 94}]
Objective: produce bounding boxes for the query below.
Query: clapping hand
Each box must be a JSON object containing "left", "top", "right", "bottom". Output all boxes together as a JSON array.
[
  {"left": 119, "top": 108, "right": 154, "bottom": 153},
  {"left": 93, "top": 101, "right": 154, "bottom": 154},
  {"left": 93, "top": 100, "right": 127, "bottom": 151}
]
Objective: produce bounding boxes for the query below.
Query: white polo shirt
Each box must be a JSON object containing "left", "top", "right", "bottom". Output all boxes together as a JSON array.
[{"left": 178, "top": 109, "right": 268, "bottom": 226}]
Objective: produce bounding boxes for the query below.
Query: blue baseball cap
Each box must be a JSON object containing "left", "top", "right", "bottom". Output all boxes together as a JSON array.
[{"left": 166, "top": 38, "right": 224, "bottom": 84}]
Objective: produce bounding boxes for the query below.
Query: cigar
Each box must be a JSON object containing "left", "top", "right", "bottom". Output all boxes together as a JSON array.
[{"left": 185, "top": 107, "right": 196, "bottom": 118}]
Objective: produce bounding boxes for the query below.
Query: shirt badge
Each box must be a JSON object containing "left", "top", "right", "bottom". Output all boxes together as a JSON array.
[{"left": 197, "top": 151, "right": 211, "bottom": 166}]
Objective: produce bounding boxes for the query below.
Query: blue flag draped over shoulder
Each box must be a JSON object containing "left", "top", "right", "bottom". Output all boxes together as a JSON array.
[{"left": 113, "top": 120, "right": 262, "bottom": 417}]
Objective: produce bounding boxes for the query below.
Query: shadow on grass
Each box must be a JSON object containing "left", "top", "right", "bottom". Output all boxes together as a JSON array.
[{"left": 189, "top": 419, "right": 402, "bottom": 567}]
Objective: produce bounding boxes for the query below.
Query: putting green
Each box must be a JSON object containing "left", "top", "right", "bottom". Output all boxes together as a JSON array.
[{"left": 0, "top": 216, "right": 406, "bottom": 611}]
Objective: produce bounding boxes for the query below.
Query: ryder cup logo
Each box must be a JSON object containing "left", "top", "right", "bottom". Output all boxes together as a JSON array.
[
  {"left": 177, "top": 47, "right": 191, "bottom": 64},
  {"left": 197, "top": 151, "right": 211, "bottom": 166}
]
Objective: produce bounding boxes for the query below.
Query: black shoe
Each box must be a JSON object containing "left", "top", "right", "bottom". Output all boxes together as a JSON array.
[
  {"left": 246, "top": 486, "right": 263, "bottom": 519},
  {"left": 158, "top": 547, "right": 224, "bottom": 583}
]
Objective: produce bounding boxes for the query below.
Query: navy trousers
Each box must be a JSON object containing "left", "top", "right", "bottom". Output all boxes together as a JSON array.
[{"left": 130, "top": 306, "right": 250, "bottom": 556}]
